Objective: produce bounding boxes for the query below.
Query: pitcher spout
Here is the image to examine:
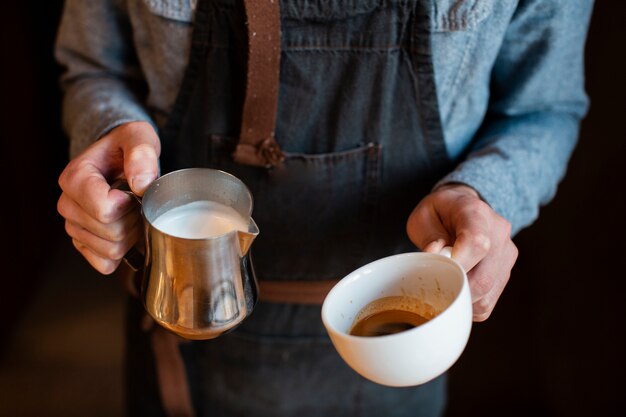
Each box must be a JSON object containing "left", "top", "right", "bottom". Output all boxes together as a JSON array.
[{"left": 238, "top": 217, "right": 259, "bottom": 256}]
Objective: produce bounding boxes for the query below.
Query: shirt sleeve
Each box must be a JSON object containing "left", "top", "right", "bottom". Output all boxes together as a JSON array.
[
  {"left": 54, "top": 0, "right": 155, "bottom": 158},
  {"left": 435, "top": 0, "right": 594, "bottom": 236}
]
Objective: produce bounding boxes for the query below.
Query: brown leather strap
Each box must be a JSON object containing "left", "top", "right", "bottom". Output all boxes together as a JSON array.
[
  {"left": 233, "top": 0, "right": 285, "bottom": 168},
  {"left": 119, "top": 263, "right": 194, "bottom": 416},
  {"left": 151, "top": 325, "right": 196, "bottom": 417},
  {"left": 259, "top": 280, "right": 340, "bottom": 304}
]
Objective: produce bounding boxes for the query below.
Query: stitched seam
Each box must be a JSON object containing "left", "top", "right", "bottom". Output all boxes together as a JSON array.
[
  {"left": 208, "top": 43, "right": 413, "bottom": 52},
  {"left": 444, "top": 28, "right": 479, "bottom": 125}
]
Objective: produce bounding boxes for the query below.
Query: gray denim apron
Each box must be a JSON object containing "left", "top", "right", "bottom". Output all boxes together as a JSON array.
[{"left": 126, "top": 0, "right": 453, "bottom": 415}]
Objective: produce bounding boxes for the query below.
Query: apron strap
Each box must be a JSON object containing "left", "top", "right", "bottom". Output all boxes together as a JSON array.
[
  {"left": 232, "top": 0, "right": 285, "bottom": 168},
  {"left": 117, "top": 264, "right": 196, "bottom": 417},
  {"left": 150, "top": 326, "right": 196, "bottom": 417}
]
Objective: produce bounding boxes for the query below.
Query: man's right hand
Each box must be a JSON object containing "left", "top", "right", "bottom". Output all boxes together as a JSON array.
[{"left": 57, "top": 121, "right": 161, "bottom": 274}]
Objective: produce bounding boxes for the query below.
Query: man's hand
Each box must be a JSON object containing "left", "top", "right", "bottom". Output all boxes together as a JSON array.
[
  {"left": 407, "top": 184, "right": 518, "bottom": 321},
  {"left": 57, "top": 121, "right": 160, "bottom": 274}
]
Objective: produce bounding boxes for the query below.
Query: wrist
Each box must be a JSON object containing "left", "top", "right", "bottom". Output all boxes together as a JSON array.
[{"left": 434, "top": 182, "right": 481, "bottom": 199}]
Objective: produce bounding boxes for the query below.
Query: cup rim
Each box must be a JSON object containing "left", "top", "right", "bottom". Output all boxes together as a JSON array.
[{"left": 321, "top": 251, "right": 468, "bottom": 342}]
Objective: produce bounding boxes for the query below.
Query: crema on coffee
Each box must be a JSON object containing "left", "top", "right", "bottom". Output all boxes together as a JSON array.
[{"left": 349, "top": 296, "right": 439, "bottom": 337}]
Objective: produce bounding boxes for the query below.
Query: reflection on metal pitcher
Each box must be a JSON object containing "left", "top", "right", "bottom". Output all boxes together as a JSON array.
[{"left": 123, "top": 168, "right": 260, "bottom": 340}]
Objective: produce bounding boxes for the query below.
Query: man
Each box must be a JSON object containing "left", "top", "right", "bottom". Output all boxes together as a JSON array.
[{"left": 55, "top": 0, "right": 592, "bottom": 415}]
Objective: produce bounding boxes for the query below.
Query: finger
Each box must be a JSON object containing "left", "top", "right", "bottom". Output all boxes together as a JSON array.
[
  {"left": 60, "top": 161, "right": 137, "bottom": 224},
  {"left": 72, "top": 238, "right": 122, "bottom": 275},
  {"left": 65, "top": 212, "right": 142, "bottom": 261},
  {"left": 58, "top": 191, "right": 140, "bottom": 241},
  {"left": 452, "top": 229, "right": 491, "bottom": 273},
  {"left": 471, "top": 274, "right": 510, "bottom": 322},
  {"left": 120, "top": 124, "right": 160, "bottom": 195},
  {"left": 468, "top": 241, "right": 518, "bottom": 321},
  {"left": 406, "top": 203, "right": 450, "bottom": 251},
  {"left": 449, "top": 203, "right": 493, "bottom": 272},
  {"left": 422, "top": 238, "right": 447, "bottom": 254}
]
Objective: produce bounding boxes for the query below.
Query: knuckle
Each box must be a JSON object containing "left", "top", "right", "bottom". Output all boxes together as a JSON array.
[
  {"left": 109, "top": 249, "right": 127, "bottom": 263},
  {"left": 109, "top": 218, "right": 141, "bottom": 244},
  {"left": 127, "top": 143, "right": 158, "bottom": 165},
  {"left": 64, "top": 221, "right": 74, "bottom": 237},
  {"left": 95, "top": 209, "right": 115, "bottom": 225},
  {"left": 472, "top": 274, "right": 494, "bottom": 298},
  {"left": 72, "top": 239, "right": 118, "bottom": 275},
  {"left": 502, "top": 218, "right": 513, "bottom": 236},
  {"left": 57, "top": 162, "right": 76, "bottom": 190},
  {"left": 510, "top": 242, "right": 519, "bottom": 261},
  {"left": 57, "top": 197, "right": 68, "bottom": 218},
  {"left": 71, "top": 238, "right": 83, "bottom": 251},
  {"left": 476, "top": 297, "right": 491, "bottom": 312},
  {"left": 491, "top": 214, "right": 512, "bottom": 239},
  {"left": 463, "top": 197, "right": 490, "bottom": 214},
  {"left": 61, "top": 158, "right": 89, "bottom": 185},
  {"left": 469, "top": 232, "right": 491, "bottom": 254},
  {"left": 473, "top": 309, "right": 492, "bottom": 322},
  {"left": 105, "top": 241, "right": 128, "bottom": 261},
  {"left": 57, "top": 170, "right": 67, "bottom": 190},
  {"left": 473, "top": 298, "right": 493, "bottom": 322},
  {"left": 93, "top": 200, "right": 120, "bottom": 224},
  {"left": 91, "top": 207, "right": 108, "bottom": 224},
  {"left": 79, "top": 175, "right": 122, "bottom": 224},
  {"left": 132, "top": 142, "right": 157, "bottom": 155},
  {"left": 99, "top": 260, "right": 119, "bottom": 276},
  {"left": 494, "top": 216, "right": 513, "bottom": 239},
  {"left": 105, "top": 223, "right": 127, "bottom": 243}
]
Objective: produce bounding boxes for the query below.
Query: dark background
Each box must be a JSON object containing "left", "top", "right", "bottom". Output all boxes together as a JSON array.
[{"left": 1, "top": 1, "right": 624, "bottom": 416}]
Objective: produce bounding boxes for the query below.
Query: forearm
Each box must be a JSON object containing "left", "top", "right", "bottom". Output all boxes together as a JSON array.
[
  {"left": 437, "top": 111, "right": 582, "bottom": 235},
  {"left": 55, "top": 0, "right": 154, "bottom": 157},
  {"left": 61, "top": 76, "right": 154, "bottom": 158},
  {"left": 437, "top": 0, "right": 593, "bottom": 235}
]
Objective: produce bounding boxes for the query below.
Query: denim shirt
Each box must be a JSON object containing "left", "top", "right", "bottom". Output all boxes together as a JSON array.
[{"left": 55, "top": 0, "right": 594, "bottom": 235}]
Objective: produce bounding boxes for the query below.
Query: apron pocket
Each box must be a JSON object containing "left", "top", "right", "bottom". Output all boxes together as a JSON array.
[
  {"left": 208, "top": 136, "right": 382, "bottom": 280},
  {"left": 281, "top": 0, "right": 381, "bottom": 22}
]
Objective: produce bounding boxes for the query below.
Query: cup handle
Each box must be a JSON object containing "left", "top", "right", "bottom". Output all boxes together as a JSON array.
[
  {"left": 111, "top": 179, "right": 145, "bottom": 272},
  {"left": 439, "top": 246, "right": 453, "bottom": 258}
]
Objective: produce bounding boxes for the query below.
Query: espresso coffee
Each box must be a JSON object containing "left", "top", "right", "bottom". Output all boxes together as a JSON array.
[
  {"left": 349, "top": 296, "right": 438, "bottom": 337},
  {"left": 152, "top": 200, "right": 248, "bottom": 239}
]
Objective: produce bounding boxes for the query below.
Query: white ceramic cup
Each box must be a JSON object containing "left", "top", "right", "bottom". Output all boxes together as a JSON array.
[{"left": 321, "top": 249, "right": 472, "bottom": 387}]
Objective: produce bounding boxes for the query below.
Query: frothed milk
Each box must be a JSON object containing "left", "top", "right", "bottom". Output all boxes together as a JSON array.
[{"left": 152, "top": 201, "right": 248, "bottom": 239}]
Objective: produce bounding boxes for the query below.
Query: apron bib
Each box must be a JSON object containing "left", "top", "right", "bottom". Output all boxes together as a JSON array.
[
  {"left": 159, "top": 0, "right": 451, "bottom": 280},
  {"left": 128, "top": 1, "right": 451, "bottom": 415}
]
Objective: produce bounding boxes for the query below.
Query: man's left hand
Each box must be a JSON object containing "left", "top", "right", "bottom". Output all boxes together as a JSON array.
[{"left": 406, "top": 184, "right": 518, "bottom": 321}]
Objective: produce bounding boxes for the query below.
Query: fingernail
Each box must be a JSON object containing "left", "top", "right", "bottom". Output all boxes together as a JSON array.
[{"left": 131, "top": 174, "right": 154, "bottom": 192}]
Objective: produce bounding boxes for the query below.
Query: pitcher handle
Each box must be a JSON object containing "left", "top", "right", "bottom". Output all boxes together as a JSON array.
[{"left": 111, "top": 179, "right": 146, "bottom": 272}]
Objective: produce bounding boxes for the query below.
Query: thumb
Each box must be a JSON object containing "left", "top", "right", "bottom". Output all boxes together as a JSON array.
[{"left": 121, "top": 122, "right": 161, "bottom": 196}]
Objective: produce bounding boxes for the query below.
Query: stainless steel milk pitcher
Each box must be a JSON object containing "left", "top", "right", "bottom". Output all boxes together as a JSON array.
[{"left": 123, "top": 168, "right": 260, "bottom": 340}]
